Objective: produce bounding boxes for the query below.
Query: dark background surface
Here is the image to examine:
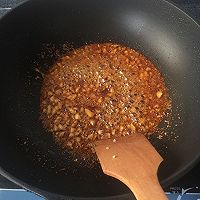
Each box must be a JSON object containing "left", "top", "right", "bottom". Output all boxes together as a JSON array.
[{"left": 0, "top": 0, "right": 199, "bottom": 194}]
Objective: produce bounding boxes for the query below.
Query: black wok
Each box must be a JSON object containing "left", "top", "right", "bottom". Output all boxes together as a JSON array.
[{"left": 0, "top": 0, "right": 200, "bottom": 199}]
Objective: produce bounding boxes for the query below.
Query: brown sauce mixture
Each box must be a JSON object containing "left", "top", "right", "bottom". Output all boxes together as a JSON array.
[{"left": 40, "top": 43, "right": 171, "bottom": 158}]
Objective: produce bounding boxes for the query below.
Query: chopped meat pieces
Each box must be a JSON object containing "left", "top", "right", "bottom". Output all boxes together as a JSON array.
[{"left": 40, "top": 43, "right": 171, "bottom": 158}]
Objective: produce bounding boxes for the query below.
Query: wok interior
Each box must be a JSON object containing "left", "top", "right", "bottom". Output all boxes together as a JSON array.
[{"left": 0, "top": 0, "right": 200, "bottom": 198}]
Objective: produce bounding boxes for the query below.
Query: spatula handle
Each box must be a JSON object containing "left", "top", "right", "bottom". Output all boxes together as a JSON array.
[
  {"left": 123, "top": 173, "right": 167, "bottom": 200},
  {"left": 104, "top": 162, "right": 168, "bottom": 200},
  {"left": 95, "top": 134, "right": 168, "bottom": 200}
]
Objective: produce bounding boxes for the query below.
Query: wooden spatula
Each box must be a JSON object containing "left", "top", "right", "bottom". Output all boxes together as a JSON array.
[{"left": 95, "top": 133, "right": 168, "bottom": 200}]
